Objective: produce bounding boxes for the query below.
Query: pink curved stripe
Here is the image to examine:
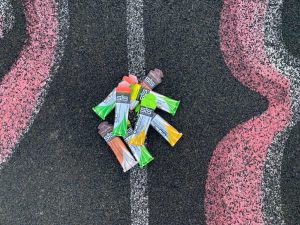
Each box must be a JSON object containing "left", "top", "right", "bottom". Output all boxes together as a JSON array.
[
  {"left": 0, "top": 0, "right": 59, "bottom": 163},
  {"left": 205, "top": 0, "right": 292, "bottom": 224}
]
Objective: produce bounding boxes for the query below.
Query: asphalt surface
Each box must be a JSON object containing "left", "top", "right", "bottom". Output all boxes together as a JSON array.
[{"left": 0, "top": 0, "right": 299, "bottom": 224}]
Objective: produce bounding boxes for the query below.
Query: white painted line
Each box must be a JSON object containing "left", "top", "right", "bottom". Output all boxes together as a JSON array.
[
  {"left": 0, "top": 0, "right": 14, "bottom": 38},
  {"left": 126, "top": 0, "right": 149, "bottom": 224},
  {"left": 130, "top": 168, "right": 149, "bottom": 225},
  {"left": 127, "top": 0, "right": 146, "bottom": 77},
  {"left": 264, "top": 0, "right": 300, "bottom": 224}
]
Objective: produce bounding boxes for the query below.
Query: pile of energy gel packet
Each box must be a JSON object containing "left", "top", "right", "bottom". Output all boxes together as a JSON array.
[{"left": 93, "top": 69, "right": 182, "bottom": 172}]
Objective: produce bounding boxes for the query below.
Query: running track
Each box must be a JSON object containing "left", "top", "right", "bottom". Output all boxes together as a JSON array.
[{"left": 0, "top": 0, "right": 299, "bottom": 224}]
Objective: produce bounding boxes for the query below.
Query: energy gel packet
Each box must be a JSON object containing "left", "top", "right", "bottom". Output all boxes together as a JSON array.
[
  {"left": 92, "top": 89, "right": 116, "bottom": 120},
  {"left": 150, "top": 113, "right": 182, "bottom": 147},
  {"left": 129, "top": 93, "right": 157, "bottom": 146},
  {"left": 131, "top": 84, "right": 180, "bottom": 115},
  {"left": 140, "top": 68, "right": 163, "bottom": 90},
  {"left": 124, "top": 126, "right": 154, "bottom": 168},
  {"left": 112, "top": 81, "right": 132, "bottom": 136},
  {"left": 130, "top": 69, "right": 163, "bottom": 110},
  {"left": 98, "top": 122, "right": 137, "bottom": 172},
  {"left": 123, "top": 74, "right": 138, "bottom": 87},
  {"left": 93, "top": 75, "right": 138, "bottom": 120}
]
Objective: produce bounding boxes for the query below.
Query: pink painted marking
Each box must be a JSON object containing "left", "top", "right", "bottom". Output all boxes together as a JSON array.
[
  {"left": 0, "top": 0, "right": 59, "bottom": 163},
  {"left": 205, "top": 0, "right": 292, "bottom": 224}
]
